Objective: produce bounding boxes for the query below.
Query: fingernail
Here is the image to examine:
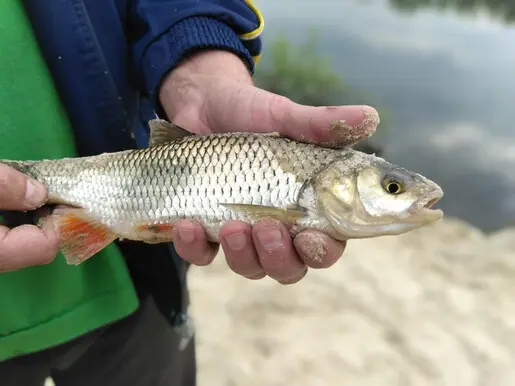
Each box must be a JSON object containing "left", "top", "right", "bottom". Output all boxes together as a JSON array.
[
  {"left": 256, "top": 227, "right": 283, "bottom": 253},
  {"left": 25, "top": 179, "right": 46, "bottom": 207},
  {"left": 223, "top": 232, "right": 246, "bottom": 251},
  {"left": 244, "top": 271, "right": 266, "bottom": 280},
  {"left": 178, "top": 221, "right": 195, "bottom": 244}
]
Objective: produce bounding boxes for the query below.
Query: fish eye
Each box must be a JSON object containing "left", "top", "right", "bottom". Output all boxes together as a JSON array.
[{"left": 382, "top": 178, "right": 404, "bottom": 195}]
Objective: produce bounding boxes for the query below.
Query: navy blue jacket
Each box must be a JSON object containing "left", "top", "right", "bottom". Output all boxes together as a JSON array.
[
  {"left": 23, "top": 0, "right": 263, "bottom": 155},
  {"left": 20, "top": 0, "right": 263, "bottom": 325}
]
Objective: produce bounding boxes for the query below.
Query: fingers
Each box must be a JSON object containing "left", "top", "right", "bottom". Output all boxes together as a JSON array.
[
  {"left": 222, "top": 219, "right": 308, "bottom": 284},
  {"left": 0, "top": 164, "right": 47, "bottom": 211},
  {"left": 294, "top": 230, "right": 346, "bottom": 269},
  {"left": 0, "top": 165, "right": 57, "bottom": 272},
  {"left": 280, "top": 101, "right": 380, "bottom": 148},
  {"left": 261, "top": 90, "right": 380, "bottom": 147},
  {"left": 172, "top": 219, "right": 219, "bottom": 266},
  {"left": 207, "top": 84, "right": 380, "bottom": 148},
  {"left": 219, "top": 220, "right": 345, "bottom": 285},
  {"left": 0, "top": 221, "right": 59, "bottom": 273},
  {"left": 251, "top": 220, "right": 307, "bottom": 284},
  {"left": 175, "top": 219, "right": 346, "bottom": 285},
  {"left": 220, "top": 220, "right": 307, "bottom": 284},
  {"left": 220, "top": 220, "right": 265, "bottom": 279}
]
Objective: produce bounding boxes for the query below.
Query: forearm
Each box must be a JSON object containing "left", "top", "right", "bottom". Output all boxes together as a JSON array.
[{"left": 128, "top": 0, "right": 263, "bottom": 107}]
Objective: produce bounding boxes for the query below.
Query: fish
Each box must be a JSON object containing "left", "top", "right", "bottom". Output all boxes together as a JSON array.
[{"left": 0, "top": 119, "right": 444, "bottom": 265}]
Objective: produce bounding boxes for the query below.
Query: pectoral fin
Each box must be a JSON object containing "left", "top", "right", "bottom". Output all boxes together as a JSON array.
[
  {"left": 46, "top": 206, "right": 117, "bottom": 265},
  {"left": 220, "top": 203, "right": 306, "bottom": 223},
  {"left": 148, "top": 119, "right": 193, "bottom": 146}
]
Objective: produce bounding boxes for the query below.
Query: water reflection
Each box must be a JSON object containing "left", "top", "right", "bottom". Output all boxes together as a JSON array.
[
  {"left": 389, "top": 0, "right": 515, "bottom": 23},
  {"left": 254, "top": 0, "right": 515, "bottom": 231}
]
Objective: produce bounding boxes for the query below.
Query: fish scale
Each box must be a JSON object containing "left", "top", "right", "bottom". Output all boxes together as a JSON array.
[
  {"left": 9, "top": 133, "right": 333, "bottom": 229},
  {"left": 0, "top": 119, "right": 444, "bottom": 265}
]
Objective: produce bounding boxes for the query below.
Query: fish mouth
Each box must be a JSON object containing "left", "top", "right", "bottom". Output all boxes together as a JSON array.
[{"left": 407, "top": 193, "right": 444, "bottom": 222}]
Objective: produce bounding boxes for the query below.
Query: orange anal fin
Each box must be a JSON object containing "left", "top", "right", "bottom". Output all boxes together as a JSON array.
[
  {"left": 51, "top": 207, "right": 116, "bottom": 265},
  {"left": 135, "top": 222, "right": 175, "bottom": 244}
]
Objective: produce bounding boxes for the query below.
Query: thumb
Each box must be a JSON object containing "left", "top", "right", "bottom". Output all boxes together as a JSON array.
[
  {"left": 0, "top": 164, "right": 47, "bottom": 211},
  {"left": 206, "top": 84, "right": 380, "bottom": 147}
]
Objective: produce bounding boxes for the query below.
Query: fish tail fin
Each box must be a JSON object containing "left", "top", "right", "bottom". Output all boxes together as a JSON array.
[{"left": 42, "top": 205, "right": 117, "bottom": 265}]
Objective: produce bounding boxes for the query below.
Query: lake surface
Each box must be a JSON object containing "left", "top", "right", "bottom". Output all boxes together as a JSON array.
[{"left": 254, "top": 0, "right": 515, "bottom": 232}]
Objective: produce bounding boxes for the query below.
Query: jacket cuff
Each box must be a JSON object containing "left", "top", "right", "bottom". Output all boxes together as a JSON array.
[{"left": 141, "top": 16, "right": 255, "bottom": 109}]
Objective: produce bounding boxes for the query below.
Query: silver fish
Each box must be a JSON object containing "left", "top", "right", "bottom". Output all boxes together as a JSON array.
[{"left": 1, "top": 119, "right": 443, "bottom": 264}]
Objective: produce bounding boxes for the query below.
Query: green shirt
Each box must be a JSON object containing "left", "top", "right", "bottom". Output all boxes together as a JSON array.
[{"left": 0, "top": 1, "right": 139, "bottom": 361}]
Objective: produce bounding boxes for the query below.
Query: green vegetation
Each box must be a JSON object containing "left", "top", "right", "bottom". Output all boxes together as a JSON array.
[
  {"left": 254, "top": 31, "right": 385, "bottom": 108},
  {"left": 254, "top": 31, "right": 347, "bottom": 107}
]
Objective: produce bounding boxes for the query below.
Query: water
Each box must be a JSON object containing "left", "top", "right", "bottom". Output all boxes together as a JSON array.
[{"left": 254, "top": 0, "right": 515, "bottom": 232}]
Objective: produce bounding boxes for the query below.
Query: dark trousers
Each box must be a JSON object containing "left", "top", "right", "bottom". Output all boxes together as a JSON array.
[{"left": 0, "top": 295, "right": 196, "bottom": 386}]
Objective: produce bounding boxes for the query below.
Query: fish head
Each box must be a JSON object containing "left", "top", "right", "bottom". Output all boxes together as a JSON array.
[{"left": 314, "top": 152, "right": 443, "bottom": 239}]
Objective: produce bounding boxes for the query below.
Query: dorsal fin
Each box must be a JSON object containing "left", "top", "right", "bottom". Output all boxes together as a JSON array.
[{"left": 148, "top": 119, "right": 192, "bottom": 146}]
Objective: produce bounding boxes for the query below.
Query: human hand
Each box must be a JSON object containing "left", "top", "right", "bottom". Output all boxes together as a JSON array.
[
  {"left": 0, "top": 164, "right": 59, "bottom": 272},
  {"left": 159, "top": 50, "right": 380, "bottom": 284}
]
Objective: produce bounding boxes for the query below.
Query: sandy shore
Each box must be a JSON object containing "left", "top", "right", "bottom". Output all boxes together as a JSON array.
[
  {"left": 43, "top": 218, "right": 515, "bottom": 386},
  {"left": 188, "top": 218, "right": 515, "bottom": 386}
]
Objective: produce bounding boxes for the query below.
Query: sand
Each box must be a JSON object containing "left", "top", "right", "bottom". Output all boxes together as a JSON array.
[
  {"left": 43, "top": 217, "right": 515, "bottom": 386},
  {"left": 188, "top": 218, "right": 515, "bottom": 386}
]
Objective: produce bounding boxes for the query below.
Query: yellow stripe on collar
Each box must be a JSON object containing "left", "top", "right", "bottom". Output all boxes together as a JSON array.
[{"left": 240, "top": 0, "right": 265, "bottom": 40}]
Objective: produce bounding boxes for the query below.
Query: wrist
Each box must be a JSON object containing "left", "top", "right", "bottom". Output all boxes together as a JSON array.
[
  {"left": 139, "top": 15, "right": 256, "bottom": 116},
  {"left": 171, "top": 50, "right": 253, "bottom": 80},
  {"left": 159, "top": 50, "right": 253, "bottom": 120}
]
